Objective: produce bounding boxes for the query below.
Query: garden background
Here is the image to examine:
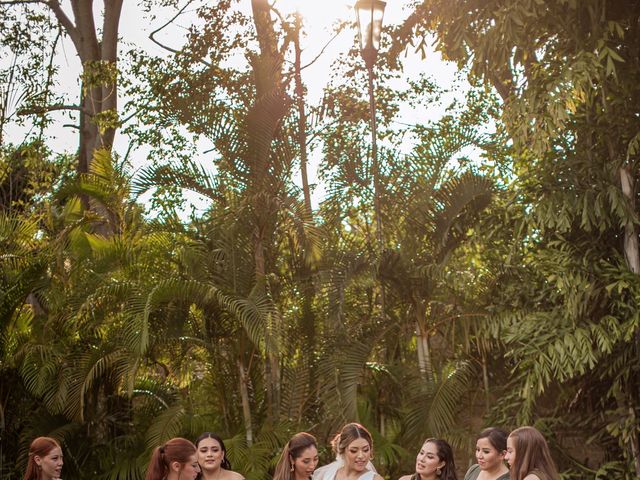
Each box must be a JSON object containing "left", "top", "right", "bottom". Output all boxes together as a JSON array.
[{"left": 1, "top": 0, "right": 639, "bottom": 478}]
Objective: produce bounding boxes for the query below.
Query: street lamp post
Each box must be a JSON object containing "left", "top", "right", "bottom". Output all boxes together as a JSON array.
[
  {"left": 355, "top": 0, "right": 386, "bottom": 313},
  {"left": 355, "top": 0, "right": 386, "bottom": 248}
]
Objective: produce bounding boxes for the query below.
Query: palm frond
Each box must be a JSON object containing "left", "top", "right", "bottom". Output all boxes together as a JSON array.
[
  {"left": 432, "top": 172, "right": 493, "bottom": 259},
  {"left": 142, "top": 278, "right": 268, "bottom": 352},
  {"left": 145, "top": 404, "right": 187, "bottom": 449},
  {"left": 403, "top": 360, "right": 475, "bottom": 446}
]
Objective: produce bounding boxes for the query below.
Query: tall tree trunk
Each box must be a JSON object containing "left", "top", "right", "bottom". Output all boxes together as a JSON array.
[
  {"left": 618, "top": 164, "right": 640, "bottom": 476},
  {"left": 48, "top": 0, "right": 123, "bottom": 174},
  {"left": 293, "top": 13, "right": 312, "bottom": 217},
  {"left": 620, "top": 166, "right": 640, "bottom": 274},
  {"left": 249, "top": 0, "right": 289, "bottom": 423},
  {"left": 47, "top": 0, "right": 122, "bottom": 234},
  {"left": 415, "top": 301, "right": 434, "bottom": 382},
  {"left": 293, "top": 12, "right": 318, "bottom": 410},
  {"left": 481, "top": 350, "right": 490, "bottom": 411},
  {"left": 237, "top": 357, "right": 253, "bottom": 446}
]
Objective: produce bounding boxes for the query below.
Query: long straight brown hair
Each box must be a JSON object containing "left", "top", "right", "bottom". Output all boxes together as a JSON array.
[
  {"left": 509, "top": 427, "right": 559, "bottom": 480},
  {"left": 272, "top": 432, "right": 317, "bottom": 480}
]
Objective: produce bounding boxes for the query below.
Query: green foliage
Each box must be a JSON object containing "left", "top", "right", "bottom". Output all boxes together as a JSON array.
[
  {"left": 395, "top": 0, "right": 640, "bottom": 475},
  {"left": 6, "top": 0, "right": 640, "bottom": 479}
]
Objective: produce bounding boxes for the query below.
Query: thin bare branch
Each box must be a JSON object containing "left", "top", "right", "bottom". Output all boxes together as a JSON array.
[
  {"left": 46, "top": 0, "right": 78, "bottom": 48},
  {"left": 301, "top": 26, "right": 344, "bottom": 71},
  {"left": 149, "top": 0, "right": 197, "bottom": 55},
  {"left": 18, "top": 104, "right": 92, "bottom": 116}
]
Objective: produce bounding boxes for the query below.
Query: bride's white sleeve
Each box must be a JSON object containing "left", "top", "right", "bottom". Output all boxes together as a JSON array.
[{"left": 313, "top": 459, "right": 340, "bottom": 480}]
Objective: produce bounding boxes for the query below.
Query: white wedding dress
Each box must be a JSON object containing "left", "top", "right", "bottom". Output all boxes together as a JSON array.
[{"left": 312, "top": 457, "right": 377, "bottom": 480}]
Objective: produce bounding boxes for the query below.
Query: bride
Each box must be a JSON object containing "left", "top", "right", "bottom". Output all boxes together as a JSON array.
[{"left": 313, "top": 423, "right": 382, "bottom": 480}]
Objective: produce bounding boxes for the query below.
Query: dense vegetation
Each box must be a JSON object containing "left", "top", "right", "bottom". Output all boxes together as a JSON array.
[{"left": 1, "top": 0, "right": 639, "bottom": 478}]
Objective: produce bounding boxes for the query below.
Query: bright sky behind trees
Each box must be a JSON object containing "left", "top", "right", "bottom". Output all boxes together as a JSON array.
[{"left": 5, "top": 0, "right": 461, "bottom": 214}]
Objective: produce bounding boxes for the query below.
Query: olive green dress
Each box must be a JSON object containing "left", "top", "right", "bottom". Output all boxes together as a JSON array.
[{"left": 463, "top": 464, "right": 510, "bottom": 480}]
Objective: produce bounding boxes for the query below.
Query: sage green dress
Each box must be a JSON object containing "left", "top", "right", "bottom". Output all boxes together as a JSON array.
[{"left": 463, "top": 464, "right": 510, "bottom": 480}]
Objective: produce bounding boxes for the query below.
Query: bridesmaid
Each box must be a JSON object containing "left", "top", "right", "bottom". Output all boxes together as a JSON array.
[
  {"left": 196, "top": 432, "right": 244, "bottom": 480},
  {"left": 145, "top": 437, "right": 200, "bottom": 480},
  {"left": 398, "top": 438, "right": 457, "bottom": 480},
  {"left": 23, "top": 437, "right": 63, "bottom": 480},
  {"left": 273, "top": 432, "right": 319, "bottom": 480},
  {"left": 505, "top": 427, "right": 558, "bottom": 480},
  {"left": 463, "top": 428, "right": 509, "bottom": 480}
]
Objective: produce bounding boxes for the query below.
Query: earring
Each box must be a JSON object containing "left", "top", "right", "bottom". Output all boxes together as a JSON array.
[
  {"left": 290, "top": 464, "right": 295, "bottom": 472},
  {"left": 436, "top": 467, "right": 441, "bottom": 476}
]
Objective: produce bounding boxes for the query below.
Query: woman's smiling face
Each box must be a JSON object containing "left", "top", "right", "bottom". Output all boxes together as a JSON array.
[
  {"left": 343, "top": 438, "right": 372, "bottom": 472},
  {"left": 475, "top": 437, "right": 505, "bottom": 471}
]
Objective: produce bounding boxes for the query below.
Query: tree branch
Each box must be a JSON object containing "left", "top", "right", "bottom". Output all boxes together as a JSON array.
[
  {"left": 45, "top": 0, "right": 80, "bottom": 52},
  {"left": 71, "top": 0, "right": 99, "bottom": 61},
  {"left": 301, "top": 27, "right": 344, "bottom": 71},
  {"left": 0, "top": 0, "right": 44, "bottom": 4},
  {"left": 149, "top": 0, "right": 197, "bottom": 56},
  {"left": 17, "top": 104, "right": 92, "bottom": 116}
]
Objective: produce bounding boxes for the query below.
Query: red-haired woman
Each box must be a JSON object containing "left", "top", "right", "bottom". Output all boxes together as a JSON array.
[
  {"left": 145, "top": 437, "right": 201, "bottom": 480},
  {"left": 23, "top": 437, "right": 63, "bottom": 480}
]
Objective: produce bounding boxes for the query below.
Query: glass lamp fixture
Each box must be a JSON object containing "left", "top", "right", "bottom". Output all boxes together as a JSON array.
[{"left": 354, "top": 0, "right": 386, "bottom": 68}]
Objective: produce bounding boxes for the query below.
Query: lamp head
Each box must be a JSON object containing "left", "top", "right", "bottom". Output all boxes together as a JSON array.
[{"left": 354, "top": 0, "right": 386, "bottom": 68}]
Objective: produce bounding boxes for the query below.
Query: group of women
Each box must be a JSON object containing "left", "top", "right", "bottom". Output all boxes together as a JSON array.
[{"left": 22, "top": 424, "right": 558, "bottom": 480}]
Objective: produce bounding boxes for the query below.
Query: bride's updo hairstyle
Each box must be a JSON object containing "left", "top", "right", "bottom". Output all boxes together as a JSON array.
[{"left": 331, "top": 423, "right": 374, "bottom": 456}]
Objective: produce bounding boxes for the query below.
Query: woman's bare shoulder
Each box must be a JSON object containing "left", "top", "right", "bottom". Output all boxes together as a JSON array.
[
  {"left": 523, "top": 475, "right": 541, "bottom": 480},
  {"left": 371, "top": 474, "right": 385, "bottom": 480},
  {"left": 397, "top": 475, "right": 413, "bottom": 480}
]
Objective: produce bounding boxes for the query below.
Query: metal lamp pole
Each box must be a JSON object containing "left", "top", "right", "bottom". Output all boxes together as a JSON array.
[
  {"left": 355, "top": 0, "right": 386, "bottom": 312},
  {"left": 355, "top": 0, "right": 385, "bottom": 248}
]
